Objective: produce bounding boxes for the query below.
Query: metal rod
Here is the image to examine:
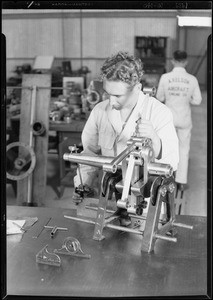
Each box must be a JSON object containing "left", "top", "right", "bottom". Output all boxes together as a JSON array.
[
  {"left": 148, "top": 162, "right": 173, "bottom": 178},
  {"left": 64, "top": 215, "right": 96, "bottom": 225},
  {"left": 27, "top": 85, "right": 37, "bottom": 205},
  {"left": 173, "top": 222, "right": 193, "bottom": 230},
  {"left": 63, "top": 153, "right": 115, "bottom": 168},
  {"left": 110, "top": 143, "right": 136, "bottom": 168},
  {"left": 85, "top": 206, "right": 165, "bottom": 223},
  {"left": 154, "top": 233, "right": 177, "bottom": 242},
  {"left": 105, "top": 223, "right": 143, "bottom": 235}
]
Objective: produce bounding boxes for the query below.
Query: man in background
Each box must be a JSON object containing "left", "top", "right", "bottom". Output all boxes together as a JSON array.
[{"left": 156, "top": 50, "right": 202, "bottom": 195}]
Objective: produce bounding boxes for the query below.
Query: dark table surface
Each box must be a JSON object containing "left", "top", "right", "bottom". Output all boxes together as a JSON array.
[{"left": 6, "top": 205, "right": 207, "bottom": 297}]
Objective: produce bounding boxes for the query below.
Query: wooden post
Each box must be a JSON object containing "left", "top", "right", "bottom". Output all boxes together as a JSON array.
[{"left": 17, "top": 74, "right": 51, "bottom": 206}]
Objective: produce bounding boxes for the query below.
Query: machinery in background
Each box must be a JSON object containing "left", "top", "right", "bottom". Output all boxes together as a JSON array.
[
  {"left": 63, "top": 135, "right": 193, "bottom": 253},
  {"left": 81, "top": 80, "right": 156, "bottom": 117},
  {"left": 6, "top": 74, "right": 52, "bottom": 206},
  {"left": 81, "top": 80, "right": 106, "bottom": 117},
  {"left": 49, "top": 79, "right": 105, "bottom": 122}
]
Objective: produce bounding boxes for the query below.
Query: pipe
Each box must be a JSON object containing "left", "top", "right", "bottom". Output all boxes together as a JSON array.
[
  {"left": 63, "top": 144, "right": 136, "bottom": 173},
  {"left": 110, "top": 143, "right": 136, "bottom": 167},
  {"left": 148, "top": 163, "right": 173, "bottom": 178},
  {"left": 154, "top": 233, "right": 177, "bottom": 243},
  {"left": 172, "top": 222, "right": 193, "bottom": 230},
  {"left": 63, "top": 153, "right": 115, "bottom": 168},
  {"left": 63, "top": 153, "right": 173, "bottom": 177},
  {"left": 32, "top": 121, "right": 46, "bottom": 136},
  {"left": 105, "top": 223, "right": 143, "bottom": 235},
  {"left": 64, "top": 215, "right": 96, "bottom": 225}
]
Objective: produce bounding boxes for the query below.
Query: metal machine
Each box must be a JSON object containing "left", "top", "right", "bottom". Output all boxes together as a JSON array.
[{"left": 63, "top": 135, "right": 193, "bottom": 253}]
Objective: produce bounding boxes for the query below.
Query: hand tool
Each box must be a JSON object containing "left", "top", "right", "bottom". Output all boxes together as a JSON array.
[
  {"left": 44, "top": 225, "right": 68, "bottom": 238},
  {"left": 36, "top": 245, "right": 61, "bottom": 267},
  {"left": 54, "top": 236, "right": 91, "bottom": 259}
]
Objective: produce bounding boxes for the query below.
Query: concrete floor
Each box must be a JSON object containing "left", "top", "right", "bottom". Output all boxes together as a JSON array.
[{"left": 6, "top": 90, "right": 207, "bottom": 217}]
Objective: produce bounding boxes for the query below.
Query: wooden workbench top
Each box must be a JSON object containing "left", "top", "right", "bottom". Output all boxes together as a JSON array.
[{"left": 5, "top": 205, "right": 207, "bottom": 298}]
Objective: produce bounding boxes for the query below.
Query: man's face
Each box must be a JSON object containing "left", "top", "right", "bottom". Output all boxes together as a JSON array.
[{"left": 103, "top": 79, "right": 139, "bottom": 110}]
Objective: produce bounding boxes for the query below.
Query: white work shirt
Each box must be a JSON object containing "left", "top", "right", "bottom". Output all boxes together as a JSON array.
[
  {"left": 74, "top": 91, "right": 179, "bottom": 187},
  {"left": 156, "top": 67, "right": 202, "bottom": 128}
]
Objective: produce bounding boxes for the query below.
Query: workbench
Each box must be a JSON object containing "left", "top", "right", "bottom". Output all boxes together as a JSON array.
[
  {"left": 49, "top": 119, "right": 85, "bottom": 144},
  {"left": 6, "top": 205, "right": 207, "bottom": 297},
  {"left": 7, "top": 116, "right": 86, "bottom": 146}
]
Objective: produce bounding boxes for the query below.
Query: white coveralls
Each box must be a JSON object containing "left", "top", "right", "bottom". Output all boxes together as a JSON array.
[
  {"left": 156, "top": 67, "right": 202, "bottom": 184},
  {"left": 74, "top": 91, "right": 179, "bottom": 188}
]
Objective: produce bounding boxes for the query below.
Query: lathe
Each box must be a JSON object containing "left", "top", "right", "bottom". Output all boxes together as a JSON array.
[{"left": 63, "top": 135, "right": 193, "bottom": 253}]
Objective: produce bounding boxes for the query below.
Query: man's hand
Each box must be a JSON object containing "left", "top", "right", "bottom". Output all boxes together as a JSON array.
[
  {"left": 136, "top": 119, "right": 156, "bottom": 140},
  {"left": 72, "top": 184, "right": 94, "bottom": 205},
  {"left": 135, "top": 119, "right": 161, "bottom": 158}
]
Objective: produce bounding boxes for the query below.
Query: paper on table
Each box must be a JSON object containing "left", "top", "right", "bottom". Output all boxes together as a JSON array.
[{"left": 7, "top": 219, "right": 26, "bottom": 235}]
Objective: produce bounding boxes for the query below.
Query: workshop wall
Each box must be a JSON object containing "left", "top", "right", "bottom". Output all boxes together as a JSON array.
[{"left": 2, "top": 9, "right": 211, "bottom": 88}]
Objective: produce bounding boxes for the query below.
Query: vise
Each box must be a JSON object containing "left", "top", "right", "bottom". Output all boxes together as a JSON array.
[{"left": 63, "top": 136, "right": 193, "bottom": 253}]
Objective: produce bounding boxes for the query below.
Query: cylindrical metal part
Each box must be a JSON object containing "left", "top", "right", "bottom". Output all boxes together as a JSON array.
[
  {"left": 102, "top": 163, "right": 117, "bottom": 173},
  {"left": 148, "top": 162, "right": 173, "bottom": 178},
  {"left": 64, "top": 215, "right": 96, "bottom": 225},
  {"left": 117, "top": 199, "right": 128, "bottom": 209},
  {"left": 63, "top": 153, "right": 115, "bottom": 168},
  {"left": 127, "top": 206, "right": 137, "bottom": 215},
  {"left": 173, "top": 222, "right": 193, "bottom": 230},
  {"left": 51, "top": 226, "right": 57, "bottom": 236},
  {"left": 154, "top": 233, "right": 177, "bottom": 242},
  {"left": 14, "top": 158, "right": 27, "bottom": 170},
  {"left": 143, "top": 86, "right": 157, "bottom": 96},
  {"left": 32, "top": 121, "right": 46, "bottom": 136},
  {"left": 63, "top": 151, "right": 172, "bottom": 178},
  {"left": 105, "top": 223, "right": 143, "bottom": 235}
]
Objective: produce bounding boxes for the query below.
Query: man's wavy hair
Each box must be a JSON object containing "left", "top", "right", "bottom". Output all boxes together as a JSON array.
[{"left": 100, "top": 51, "right": 144, "bottom": 88}]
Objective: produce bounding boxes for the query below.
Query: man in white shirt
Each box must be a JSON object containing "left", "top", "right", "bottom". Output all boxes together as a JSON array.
[
  {"left": 72, "top": 51, "right": 179, "bottom": 224},
  {"left": 156, "top": 50, "right": 202, "bottom": 195}
]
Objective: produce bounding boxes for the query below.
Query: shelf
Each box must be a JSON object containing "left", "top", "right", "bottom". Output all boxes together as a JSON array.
[{"left": 135, "top": 36, "right": 167, "bottom": 60}]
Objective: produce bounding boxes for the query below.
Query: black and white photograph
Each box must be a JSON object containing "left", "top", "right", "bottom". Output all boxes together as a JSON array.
[{"left": 1, "top": 1, "right": 212, "bottom": 298}]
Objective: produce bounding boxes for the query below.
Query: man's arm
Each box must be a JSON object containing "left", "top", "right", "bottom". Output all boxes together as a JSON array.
[{"left": 73, "top": 107, "right": 101, "bottom": 188}]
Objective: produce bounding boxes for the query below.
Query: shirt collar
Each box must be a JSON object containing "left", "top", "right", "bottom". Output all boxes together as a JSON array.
[{"left": 172, "top": 67, "right": 187, "bottom": 72}]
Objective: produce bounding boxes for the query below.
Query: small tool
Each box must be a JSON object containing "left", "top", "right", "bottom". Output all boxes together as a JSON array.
[
  {"left": 36, "top": 244, "right": 61, "bottom": 267},
  {"left": 44, "top": 225, "right": 68, "bottom": 238},
  {"left": 54, "top": 236, "right": 91, "bottom": 259},
  {"left": 69, "top": 144, "right": 84, "bottom": 205}
]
